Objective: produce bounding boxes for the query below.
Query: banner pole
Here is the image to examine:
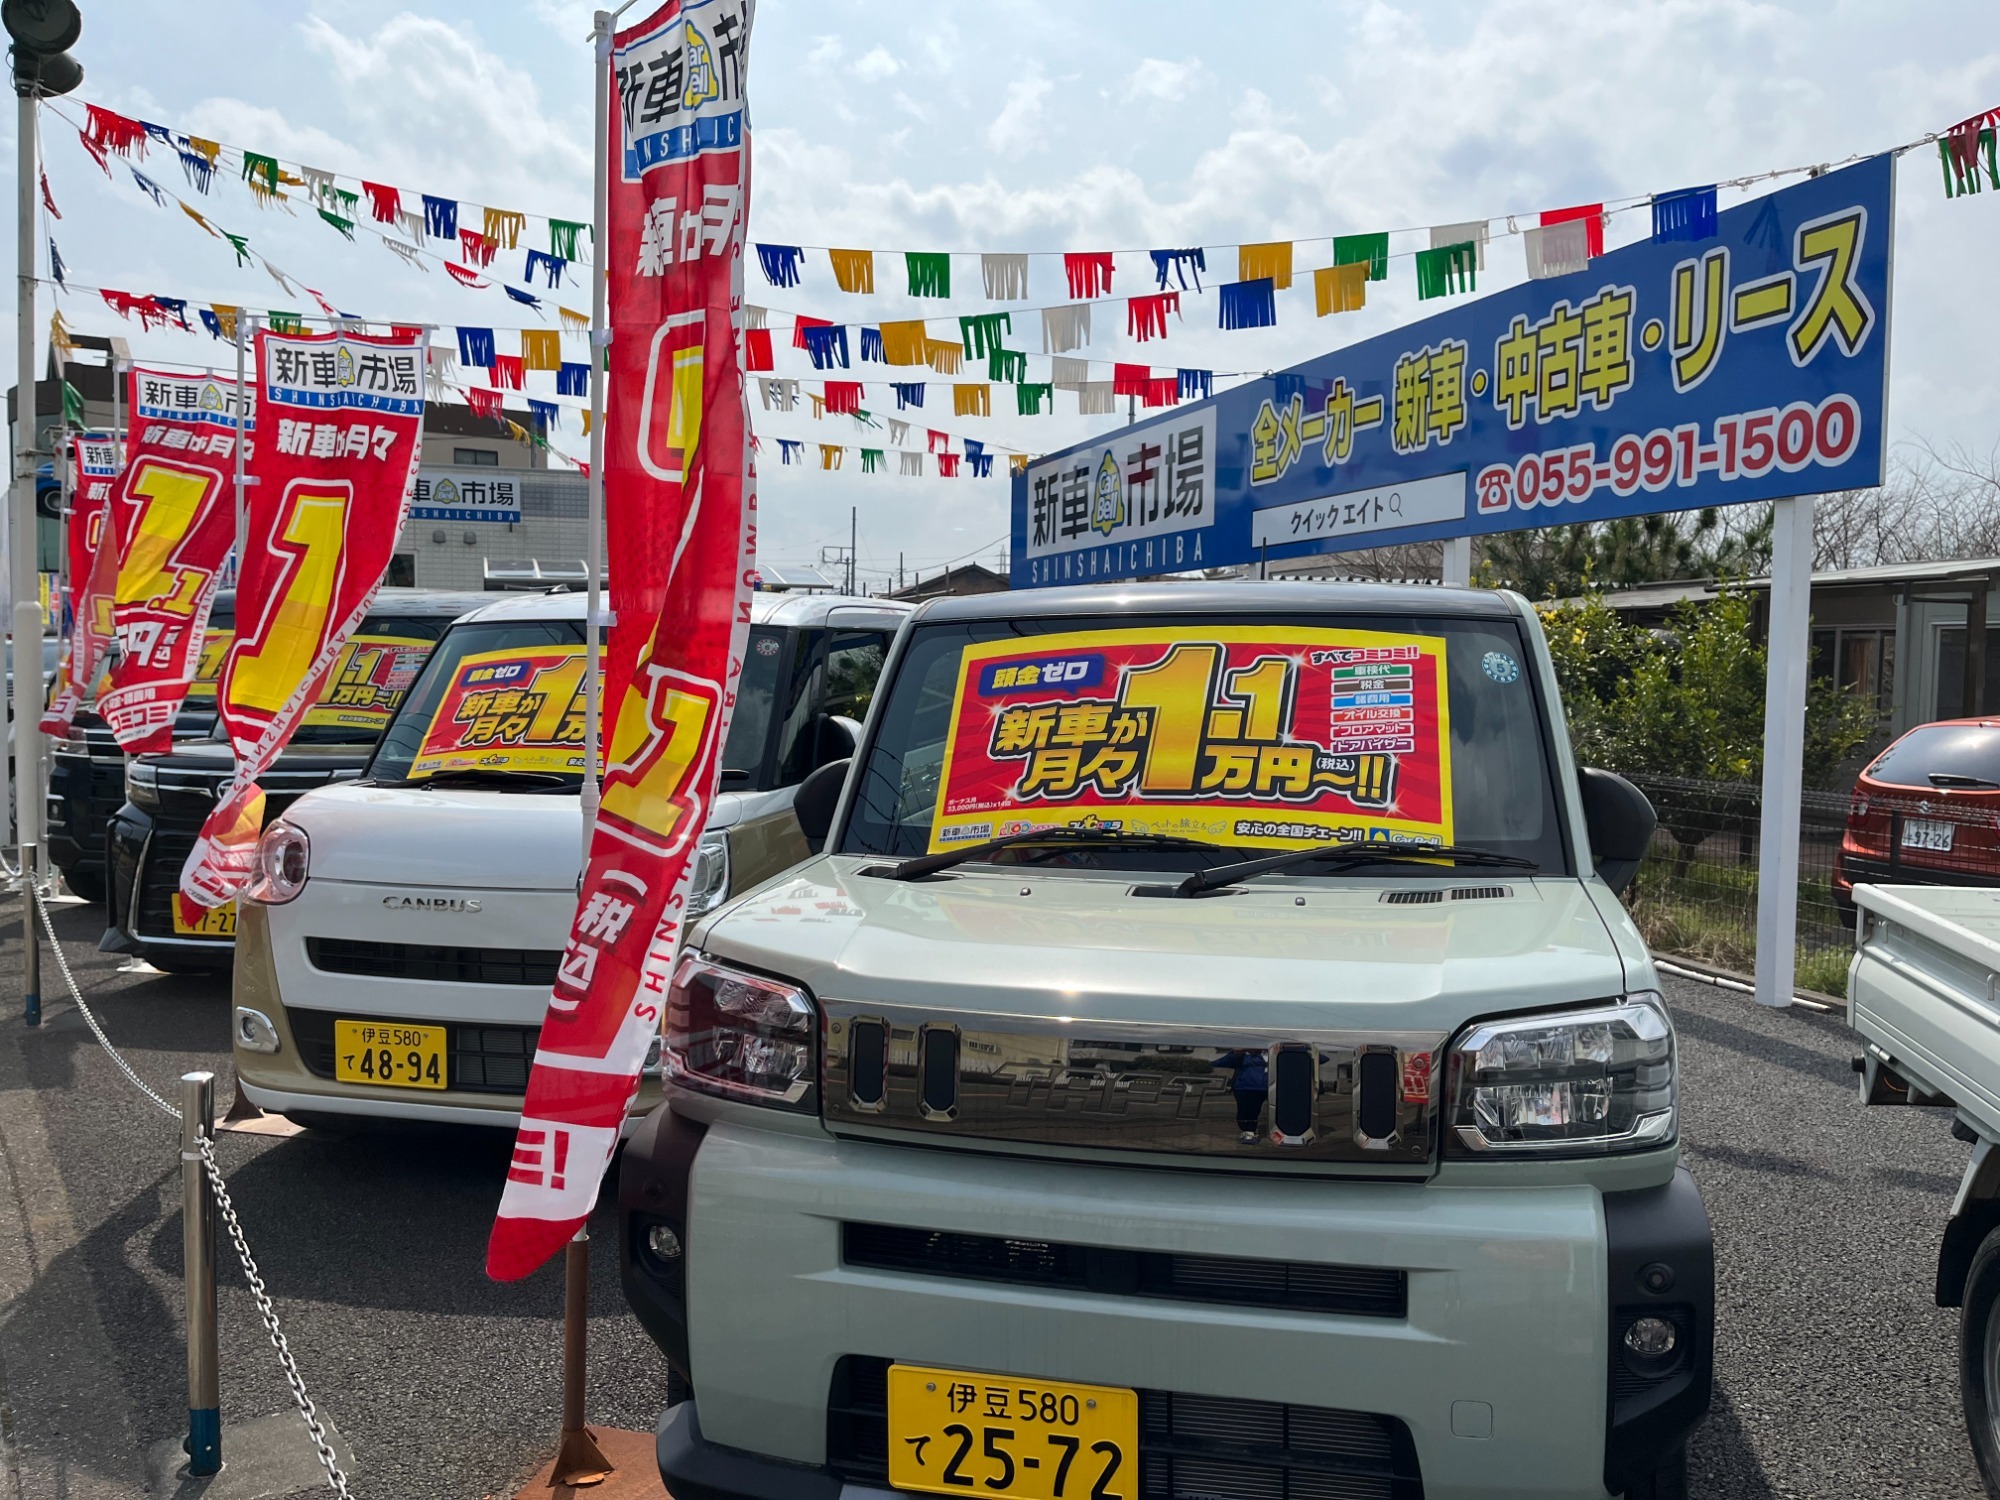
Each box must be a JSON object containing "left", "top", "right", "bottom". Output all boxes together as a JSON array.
[
  {"left": 232, "top": 310, "right": 248, "bottom": 581},
  {"left": 12, "top": 89, "right": 43, "bottom": 880},
  {"left": 579, "top": 9, "right": 613, "bottom": 867}
]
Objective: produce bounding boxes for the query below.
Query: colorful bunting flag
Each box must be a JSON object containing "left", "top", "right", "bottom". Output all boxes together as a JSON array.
[
  {"left": 267, "top": 312, "right": 305, "bottom": 334},
  {"left": 742, "top": 329, "right": 773, "bottom": 372},
  {"left": 988, "top": 349, "right": 1027, "bottom": 383},
  {"left": 1314, "top": 260, "right": 1367, "bottom": 316},
  {"left": 792, "top": 313, "right": 831, "bottom": 350},
  {"left": 177, "top": 146, "right": 215, "bottom": 194},
  {"left": 1016, "top": 382, "right": 1053, "bottom": 416},
  {"left": 445, "top": 261, "right": 488, "bottom": 287},
  {"left": 1177, "top": 368, "right": 1212, "bottom": 400},
  {"left": 937, "top": 453, "right": 961, "bottom": 478},
  {"left": 1333, "top": 233, "right": 1389, "bottom": 282},
  {"left": 1141, "top": 377, "right": 1180, "bottom": 408},
  {"left": 1051, "top": 356, "right": 1088, "bottom": 391},
  {"left": 1217, "top": 278, "right": 1276, "bottom": 330},
  {"left": 457, "top": 327, "right": 497, "bottom": 367},
  {"left": 824, "top": 381, "right": 864, "bottom": 415},
  {"left": 1063, "top": 252, "right": 1114, "bottom": 299},
  {"left": 1127, "top": 292, "right": 1179, "bottom": 342},
  {"left": 557, "top": 360, "right": 592, "bottom": 395},
  {"left": 959, "top": 312, "right": 1011, "bottom": 357},
  {"left": 924, "top": 340, "right": 962, "bottom": 374},
  {"left": 1077, "top": 381, "right": 1116, "bottom": 414},
  {"left": 1414, "top": 241, "right": 1477, "bottom": 300},
  {"left": 906, "top": 251, "right": 951, "bottom": 297},
  {"left": 1540, "top": 203, "right": 1605, "bottom": 258},
  {"left": 488, "top": 354, "right": 526, "bottom": 389},
  {"left": 129, "top": 166, "right": 166, "bottom": 206},
  {"left": 1112, "top": 363, "right": 1150, "bottom": 397},
  {"left": 860, "top": 448, "right": 884, "bottom": 473},
  {"left": 778, "top": 438, "right": 802, "bottom": 464},
  {"left": 891, "top": 381, "right": 925, "bottom": 409},
  {"left": 460, "top": 228, "right": 497, "bottom": 266},
  {"left": 86, "top": 106, "right": 148, "bottom": 158},
  {"left": 756, "top": 243, "right": 803, "bottom": 287},
  {"left": 484, "top": 208, "right": 526, "bottom": 249},
  {"left": 859, "top": 326, "right": 884, "bottom": 362},
  {"left": 1040, "top": 304, "right": 1091, "bottom": 354},
  {"left": 1238, "top": 242, "right": 1293, "bottom": 290},
  {"left": 801, "top": 323, "right": 851, "bottom": 369},
  {"left": 548, "top": 218, "right": 587, "bottom": 260},
  {"left": 953, "top": 383, "right": 990, "bottom": 417},
  {"left": 828, "top": 247, "right": 875, "bottom": 293},
  {"left": 560, "top": 306, "right": 591, "bottom": 334},
  {"left": 465, "top": 386, "right": 504, "bottom": 421},
  {"left": 504, "top": 285, "right": 542, "bottom": 309},
  {"left": 529, "top": 398, "right": 560, "bottom": 430},
  {"left": 1651, "top": 186, "right": 1719, "bottom": 242},
  {"left": 878, "top": 320, "right": 928, "bottom": 365},
  {"left": 1524, "top": 219, "right": 1592, "bottom": 279},
  {"left": 820, "top": 444, "right": 843, "bottom": 470},
  {"left": 927, "top": 430, "right": 950, "bottom": 453},
  {"left": 525, "top": 250, "right": 567, "bottom": 287},
  {"left": 900, "top": 450, "right": 924, "bottom": 476},
  {"left": 981, "top": 253, "right": 1028, "bottom": 300},
  {"left": 242, "top": 151, "right": 279, "bottom": 193},
  {"left": 318, "top": 209, "right": 357, "bottom": 241},
  {"left": 521, "top": 328, "right": 562, "bottom": 370},
  {"left": 362, "top": 182, "right": 400, "bottom": 223},
  {"left": 1429, "top": 220, "right": 1489, "bottom": 271}
]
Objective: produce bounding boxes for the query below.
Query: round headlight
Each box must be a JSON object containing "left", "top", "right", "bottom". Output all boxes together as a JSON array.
[{"left": 244, "top": 820, "right": 310, "bottom": 904}]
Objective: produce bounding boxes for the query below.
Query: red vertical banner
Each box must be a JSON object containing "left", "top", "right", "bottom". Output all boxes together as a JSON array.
[
  {"left": 487, "top": 0, "right": 756, "bottom": 1281},
  {"left": 98, "top": 366, "right": 252, "bottom": 753},
  {"left": 40, "top": 434, "right": 122, "bottom": 735},
  {"left": 178, "top": 330, "right": 426, "bottom": 917}
]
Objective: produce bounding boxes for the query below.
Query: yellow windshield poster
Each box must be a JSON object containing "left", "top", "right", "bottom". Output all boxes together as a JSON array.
[
  {"left": 411, "top": 646, "right": 592, "bottom": 778},
  {"left": 300, "top": 634, "right": 435, "bottom": 731},
  {"left": 930, "top": 626, "right": 1454, "bottom": 853},
  {"left": 186, "top": 629, "right": 236, "bottom": 703}
]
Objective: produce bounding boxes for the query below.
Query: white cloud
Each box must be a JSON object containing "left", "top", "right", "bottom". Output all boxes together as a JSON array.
[
  {"left": 984, "top": 68, "right": 1053, "bottom": 160},
  {"left": 805, "top": 35, "right": 844, "bottom": 74},
  {"left": 1119, "top": 57, "right": 1207, "bottom": 104},
  {"left": 854, "top": 46, "right": 902, "bottom": 83}
]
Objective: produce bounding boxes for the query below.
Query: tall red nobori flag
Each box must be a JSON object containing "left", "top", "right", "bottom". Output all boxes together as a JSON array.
[
  {"left": 178, "top": 330, "right": 426, "bottom": 920},
  {"left": 98, "top": 366, "right": 252, "bottom": 753},
  {"left": 41, "top": 434, "right": 122, "bottom": 736},
  {"left": 487, "top": 0, "right": 757, "bottom": 1282}
]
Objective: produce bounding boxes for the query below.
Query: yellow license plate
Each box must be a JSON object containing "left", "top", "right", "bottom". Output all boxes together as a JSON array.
[
  {"left": 887, "top": 1364, "right": 1137, "bottom": 1500},
  {"left": 333, "top": 1020, "right": 447, "bottom": 1090},
  {"left": 171, "top": 902, "right": 237, "bottom": 938}
]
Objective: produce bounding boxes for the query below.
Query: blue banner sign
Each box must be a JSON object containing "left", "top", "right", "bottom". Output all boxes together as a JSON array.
[{"left": 1013, "top": 154, "right": 1893, "bottom": 587}]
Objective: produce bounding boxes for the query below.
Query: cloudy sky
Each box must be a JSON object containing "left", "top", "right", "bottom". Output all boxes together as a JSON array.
[{"left": 15, "top": 1, "right": 2000, "bottom": 590}]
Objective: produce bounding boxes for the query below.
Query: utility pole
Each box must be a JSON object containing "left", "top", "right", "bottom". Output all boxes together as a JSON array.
[
  {"left": 847, "top": 506, "right": 856, "bottom": 596},
  {"left": 897, "top": 551, "right": 903, "bottom": 592},
  {"left": 7, "top": 0, "right": 85, "bottom": 995}
]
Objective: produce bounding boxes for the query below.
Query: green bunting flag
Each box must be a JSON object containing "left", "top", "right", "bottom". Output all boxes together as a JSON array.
[
  {"left": 317, "top": 209, "right": 356, "bottom": 241},
  {"left": 1016, "top": 382, "right": 1053, "bottom": 416},
  {"left": 223, "top": 230, "right": 253, "bottom": 267},
  {"left": 1414, "top": 240, "right": 1477, "bottom": 300},
  {"left": 959, "top": 312, "right": 1011, "bottom": 357},
  {"left": 1941, "top": 128, "right": 2000, "bottom": 198},
  {"left": 61, "top": 381, "right": 83, "bottom": 427},
  {"left": 242, "top": 151, "right": 279, "bottom": 193},
  {"left": 1334, "top": 232, "right": 1389, "bottom": 282},
  {"left": 860, "top": 448, "right": 884, "bottom": 473},
  {"left": 267, "top": 311, "right": 304, "bottom": 333},
  {"left": 906, "top": 251, "right": 951, "bottom": 298},
  {"left": 988, "top": 348, "right": 1027, "bottom": 383},
  {"left": 548, "top": 218, "right": 587, "bottom": 260}
]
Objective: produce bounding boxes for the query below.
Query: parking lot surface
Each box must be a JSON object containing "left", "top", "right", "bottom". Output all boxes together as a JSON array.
[{"left": 0, "top": 892, "right": 1987, "bottom": 1498}]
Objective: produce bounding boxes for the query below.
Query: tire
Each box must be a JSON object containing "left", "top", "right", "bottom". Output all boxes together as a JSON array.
[
  {"left": 1961, "top": 1228, "right": 2000, "bottom": 1497},
  {"left": 1624, "top": 1444, "right": 1688, "bottom": 1500},
  {"left": 60, "top": 868, "right": 106, "bottom": 905}
]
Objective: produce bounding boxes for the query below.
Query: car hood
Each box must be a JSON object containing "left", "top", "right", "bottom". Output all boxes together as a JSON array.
[
  {"left": 282, "top": 779, "right": 763, "bottom": 891},
  {"left": 698, "top": 856, "right": 1635, "bottom": 1035}
]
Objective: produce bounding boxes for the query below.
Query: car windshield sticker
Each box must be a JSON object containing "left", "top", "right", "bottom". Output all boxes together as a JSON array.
[
  {"left": 410, "top": 645, "right": 592, "bottom": 778},
  {"left": 930, "top": 626, "right": 1454, "bottom": 853},
  {"left": 185, "top": 628, "right": 236, "bottom": 702},
  {"left": 300, "top": 634, "right": 437, "bottom": 731},
  {"left": 1481, "top": 650, "right": 1520, "bottom": 684}
]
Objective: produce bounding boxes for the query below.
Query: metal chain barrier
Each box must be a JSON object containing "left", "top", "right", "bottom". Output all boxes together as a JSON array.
[{"left": 30, "top": 888, "right": 355, "bottom": 1496}]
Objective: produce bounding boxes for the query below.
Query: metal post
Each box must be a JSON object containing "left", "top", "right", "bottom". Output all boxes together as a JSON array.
[
  {"left": 848, "top": 507, "right": 856, "bottom": 596},
  {"left": 231, "top": 311, "right": 248, "bottom": 576},
  {"left": 1966, "top": 579, "right": 1989, "bottom": 719},
  {"left": 1441, "top": 535, "right": 1472, "bottom": 587},
  {"left": 13, "top": 91, "right": 46, "bottom": 884},
  {"left": 20, "top": 842, "right": 37, "bottom": 1026},
  {"left": 580, "top": 8, "right": 613, "bottom": 867},
  {"left": 180, "top": 1071, "right": 220, "bottom": 1476},
  {"left": 551, "top": 1226, "right": 612, "bottom": 1484},
  {"left": 1753, "top": 493, "right": 1815, "bottom": 1008}
]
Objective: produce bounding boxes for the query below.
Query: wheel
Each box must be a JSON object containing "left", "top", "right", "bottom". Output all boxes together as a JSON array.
[
  {"left": 1624, "top": 1444, "right": 1687, "bottom": 1500},
  {"left": 60, "top": 868, "right": 106, "bottom": 905},
  {"left": 1961, "top": 1228, "right": 2000, "bottom": 1497}
]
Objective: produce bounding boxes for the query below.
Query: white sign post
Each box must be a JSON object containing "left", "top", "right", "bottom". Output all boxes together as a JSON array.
[{"left": 1753, "top": 493, "right": 1816, "bottom": 1007}]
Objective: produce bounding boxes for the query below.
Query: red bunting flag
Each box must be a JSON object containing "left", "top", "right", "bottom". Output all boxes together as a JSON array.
[
  {"left": 928, "top": 428, "right": 949, "bottom": 451},
  {"left": 1112, "top": 361, "right": 1151, "bottom": 397},
  {"left": 1141, "top": 376, "right": 1180, "bottom": 407},
  {"left": 446, "top": 261, "right": 488, "bottom": 287},
  {"left": 41, "top": 435, "right": 123, "bottom": 735},
  {"left": 179, "top": 329, "right": 426, "bottom": 918},
  {"left": 937, "top": 451, "right": 961, "bottom": 477},
  {"left": 487, "top": 0, "right": 757, "bottom": 1281},
  {"left": 1127, "top": 291, "right": 1179, "bottom": 342},
  {"left": 742, "top": 326, "right": 773, "bottom": 371},
  {"left": 464, "top": 386, "right": 504, "bottom": 421},
  {"left": 824, "top": 380, "right": 863, "bottom": 415},
  {"left": 99, "top": 365, "right": 252, "bottom": 753},
  {"left": 792, "top": 313, "right": 831, "bottom": 351},
  {"left": 1539, "top": 202, "right": 1605, "bottom": 259},
  {"left": 488, "top": 354, "right": 526, "bottom": 389},
  {"left": 1064, "top": 251, "right": 1114, "bottom": 299},
  {"left": 361, "top": 182, "right": 400, "bottom": 223}
]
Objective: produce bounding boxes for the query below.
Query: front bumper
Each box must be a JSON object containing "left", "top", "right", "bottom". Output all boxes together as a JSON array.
[
  {"left": 46, "top": 749, "right": 123, "bottom": 877},
  {"left": 105, "top": 802, "right": 235, "bottom": 968},
  {"left": 621, "top": 1103, "right": 1712, "bottom": 1500}
]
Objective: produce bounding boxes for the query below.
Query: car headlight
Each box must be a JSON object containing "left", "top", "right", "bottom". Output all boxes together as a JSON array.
[
  {"left": 684, "top": 829, "right": 731, "bottom": 918},
  {"left": 664, "top": 954, "right": 816, "bottom": 1110},
  {"left": 124, "top": 759, "right": 160, "bottom": 809},
  {"left": 243, "top": 820, "right": 310, "bottom": 905},
  {"left": 1444, "top": 993, "right": 1675, "bottom": 1157}
]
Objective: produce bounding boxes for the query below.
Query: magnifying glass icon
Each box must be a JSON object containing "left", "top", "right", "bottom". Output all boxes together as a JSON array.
[{"left": 1386, "top": 492, "right": 1403, "bottom": 516}]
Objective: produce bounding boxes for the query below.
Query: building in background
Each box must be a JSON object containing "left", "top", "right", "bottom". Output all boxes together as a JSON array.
[{"left": 885, "top": 562, "right": 1009, "bottom": 604}]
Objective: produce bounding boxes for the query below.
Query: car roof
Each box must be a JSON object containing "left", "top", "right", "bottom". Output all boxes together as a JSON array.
[
  {"left": 453, "top": 589, "right": 913, "bottom": 628},
  {"left": 909, "top": 580, "right": 1520, "bottom": 625},
  {"left": 364, "top": 587, "right": 497, "bottom": 619}
]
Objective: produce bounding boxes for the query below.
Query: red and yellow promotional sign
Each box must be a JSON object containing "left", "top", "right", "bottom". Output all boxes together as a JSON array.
[
  {"left": 411, "top": 646, "right": 591, "bottom": 777},
  {"left": 488, "top": 0, "right": 756, "bottom": 1282},
  {"left": 301, "top": 633, "right": 435, "bottom": 732},
  {"left": 931, "top": 627, "right": 1455, "bottom": 853},
  {"left": 178, "top": 329, "right": 426, "bottom": 918},
  {"left": 41, "top": 434, "right": 122, "bottom": 735},
  {"left": 186, "top": 628, "right": 236, "bottom": 705},
  {"left": 98, "top": 367, "right": 252, "bottom": 752}
]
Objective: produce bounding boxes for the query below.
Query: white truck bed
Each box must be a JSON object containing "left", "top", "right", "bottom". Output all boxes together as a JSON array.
[{"left": 1851, "top": 883, "right": 2000, "bottom": 1137}]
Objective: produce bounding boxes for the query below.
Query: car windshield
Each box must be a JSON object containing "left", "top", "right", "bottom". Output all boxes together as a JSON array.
[
  {"left": 1868, "top": 723, "right": 2000, "bottom": 789},
  {"left": 839, "top": 611, "right": 1573, "bottom": 877},
  {"left": 209, "top": 612, "right": 454, "bottom": 747}
]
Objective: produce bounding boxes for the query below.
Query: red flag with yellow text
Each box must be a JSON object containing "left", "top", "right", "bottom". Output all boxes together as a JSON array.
[
  {"left": 41, "top": 434, "right": 122, "bottom": 735},
  {"left": 178, "top": 329, "right": 426, "bottom": 918},
  {"left": 487, "top": 0, "right": 756, "bottom": 1281}
]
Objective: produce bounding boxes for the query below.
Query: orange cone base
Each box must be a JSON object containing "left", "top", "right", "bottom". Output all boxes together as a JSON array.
[{"left": 512, "top": 1426, "right": 665, "bottom": 1498}]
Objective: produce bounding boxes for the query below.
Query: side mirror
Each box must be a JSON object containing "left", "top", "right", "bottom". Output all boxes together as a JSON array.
[
  {"left": 1578, "top": 767, "right": 1656, "bottom": 896},
  {"left": 794, "top": 757, "right": 850, "bottom": 852}
]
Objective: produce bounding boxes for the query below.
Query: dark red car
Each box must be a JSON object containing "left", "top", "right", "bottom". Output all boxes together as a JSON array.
[{"left": 1837, "top": 717, "right": 2000, "bottom": 921}]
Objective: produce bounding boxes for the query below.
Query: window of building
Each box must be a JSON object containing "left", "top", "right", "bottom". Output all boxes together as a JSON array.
[
  {"left": 1811, "top": 626, "right": 1895, "bottom": 716},
  {"left": 1933, "top": 624, "right": 2000, "bottom": 720},
  {"left": 386, "top": 553, "right": 417, "bottom": 587},
  {"left": 453, "top": 447, "right": 500, "bottom": 467}
]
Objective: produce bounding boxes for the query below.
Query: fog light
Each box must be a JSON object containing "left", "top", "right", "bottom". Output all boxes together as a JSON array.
[
  {"left": 1624, "top": 1316, "right": 1677, "bottom": 1358},
  {"left": 234, "top": 1006, "right": 281, "bottom": 1055},
  {"left": 647, "top": 1224, "right": 683, "bottom": 1261}
]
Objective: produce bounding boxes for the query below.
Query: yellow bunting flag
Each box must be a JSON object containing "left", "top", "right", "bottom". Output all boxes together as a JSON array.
[
  {"left": 185, "top": 137, "right": 221, "bottom": 166},
  {"left": 581, "top": 409, "right": 592, "bottom": 435},
  {"left": 828, "top": 248, "right": 875, "bottom": 294},
  {"left": 1239, "top": 241, "right": 1294, "bottom": 290},
  {"left": 954, "top": 383, "right": 991, "bottom": 417},
  {"left": 1314, "top": 261, "right": 1368, "bottom": 316},
  {"left": 559, "top": 306, "right": 590, "bottom": 334},
  {"left": 210, "top": 304, "right": 238, "bottom": 341},
  {"left": 878, "top": 319, "right": 928, "bottom": 365},
  {"left": 521, "top": 328, "right": 562, "bottom": 370},
  {"left": 808, "top": 392, "right": 825, "bottom": 419},
  {"left": 925, "top": 339, "right": 963, "bottom": 374},
  {"left": 820, "top": 443, "right": 844, "bottom": 470},
  {"left": 181, "top": 203, "right": 218, "bottom": 236},
  {"left": 1008, "top": 454, "right": 1032, "bottom": 476},
  {"left": 504, "top": 418, "right": 532, "bottom": 444},
  {"left": 49, "top": 310, "right": 75, "bottom": 364},
  {"left": 483, "top": 208, "right": 526, "bottom": 249}
]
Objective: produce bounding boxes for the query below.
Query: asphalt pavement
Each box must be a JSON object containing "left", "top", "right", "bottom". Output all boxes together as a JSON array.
[{"left": 0, "top": 889, "right": 1987, "bottom": 1499}]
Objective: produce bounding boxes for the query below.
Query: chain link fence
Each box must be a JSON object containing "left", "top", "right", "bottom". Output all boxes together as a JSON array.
[{"left": 1619, "top": 772, "right": 2000, "bottom": 997}]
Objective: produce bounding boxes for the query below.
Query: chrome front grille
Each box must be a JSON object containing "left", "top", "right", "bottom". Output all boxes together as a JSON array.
[{"left": 821, "top": 1002, "right": 1445, "bottom": 1167}]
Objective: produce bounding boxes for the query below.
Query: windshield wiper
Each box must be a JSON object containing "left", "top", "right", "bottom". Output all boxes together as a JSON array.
[
  {"left": 1928, "top": 772, "right": 2000, "bottom": 789},
  {"left": 880, "top": 827, "right": 1228, "bottom": 881},
  {"left": 407, "top": 768, "right": 576, "bottom": 792},
  {"left": 1175, "top": 840, "right": 1537, "bottom": 897}
]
